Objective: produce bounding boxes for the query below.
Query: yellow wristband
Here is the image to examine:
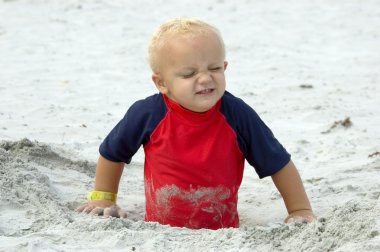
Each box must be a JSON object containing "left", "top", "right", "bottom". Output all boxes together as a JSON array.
[{"left": 87, "top": 191, "right": 117, "bottom": 203}]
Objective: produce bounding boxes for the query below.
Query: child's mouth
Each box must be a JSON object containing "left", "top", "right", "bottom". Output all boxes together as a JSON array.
[{"left": 196, "top": 88, "right": 214, "bottom": 95}]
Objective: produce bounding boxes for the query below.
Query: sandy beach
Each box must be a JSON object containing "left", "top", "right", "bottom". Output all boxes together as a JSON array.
[{"left": 0, "top": 0, "right": 379, "bottom": 251}]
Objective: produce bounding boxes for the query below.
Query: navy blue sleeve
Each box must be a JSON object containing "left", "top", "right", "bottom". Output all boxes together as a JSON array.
[
  {"left": 99, "top": 94, "right": 167, "bottom": 163},
  {"left": 221, "top": 91, "right": 291, "bottom": 178}
]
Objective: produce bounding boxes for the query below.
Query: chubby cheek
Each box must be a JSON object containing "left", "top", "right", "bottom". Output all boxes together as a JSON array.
[
  {"left": 166, "top": 82, "right": 192, "bottom": 101},
  {"left": 218, "top": 78, "right": 226, "bottom": 89},
  {"left": 217, "top": 73, "right": 227, "bottom": 85},
  {"left": 173, "top": 80, "right": 195, "bottom": 95}
]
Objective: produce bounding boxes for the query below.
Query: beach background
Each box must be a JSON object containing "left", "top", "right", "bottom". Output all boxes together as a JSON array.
[{"left": 0, "top": 0, "right": 379, "bottom": 251}]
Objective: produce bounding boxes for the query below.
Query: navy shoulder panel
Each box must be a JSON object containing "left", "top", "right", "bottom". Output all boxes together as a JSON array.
[
  {"left": 99, "top": 93, "right": 167, "bottom": 163},
  {"left": 220, "top": 91, "right": 290, "bottom": 178}
]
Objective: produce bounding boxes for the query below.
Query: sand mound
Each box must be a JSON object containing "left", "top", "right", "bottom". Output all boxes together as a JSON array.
[
  {"left": 0, "top": 139, "right": 96, "bottom": 237},
  {"left": 0, "top": 139, "right": 379, "bottom": 251}
]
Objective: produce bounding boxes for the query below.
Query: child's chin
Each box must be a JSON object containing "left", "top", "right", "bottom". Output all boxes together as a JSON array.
[{"left": 195, "top": 103, "right": 217, "bottom": 113}]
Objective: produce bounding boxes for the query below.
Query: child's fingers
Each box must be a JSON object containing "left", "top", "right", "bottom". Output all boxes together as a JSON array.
[
  {"left": 76, "top": 204, "right": 127, "bottom": 218},
  {"left": 103, "top": 205, "right": 127, "bottom": 218},
  {"left": 103, "top": 205, "right": 119, "bottom": 217},
  {"left": 82, "top": 205, "right": 96, "bottom": 214},
  {"left": 75, "top": 204, "right": 95, "bottom": 214},
  {"left": 75, "top": 204, "right": 87, "bottom": 212},
  {"left": 90, "top": 207, "right": 105, "bottom": 216},
  {"left": 117, "top": 208, "right": 128, "bottom": 219}
]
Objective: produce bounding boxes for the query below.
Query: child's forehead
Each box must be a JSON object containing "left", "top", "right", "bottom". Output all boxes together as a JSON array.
[
  {"left": 148, "top": 18, "right": 225, "bottom": 73},
  {"left": 165, "top": 32, "right": 212, "bottom": 44},
  {"left": 159, "top": 35, "right": 225, "bottom": 68},
  {"left": 158, "top": 33, "right": 223, "bottom": 59}
]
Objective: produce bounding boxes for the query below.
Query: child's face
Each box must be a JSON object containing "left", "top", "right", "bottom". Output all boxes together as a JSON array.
[{"left": 152, "top": 33, "right": 227, "bottom": 113}]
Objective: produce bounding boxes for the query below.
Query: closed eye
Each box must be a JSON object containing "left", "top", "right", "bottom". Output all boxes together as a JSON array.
[
  {"left": 182, "top": 72, "right": 195, "bottom": 78},
  {"left": 210, "top": 67, "right": 222, "bottom": 71}
]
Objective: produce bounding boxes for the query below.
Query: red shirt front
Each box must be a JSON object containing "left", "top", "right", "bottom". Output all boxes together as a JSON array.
[{"left": 143, "top": 96, "right": 245, "bottom": 229}]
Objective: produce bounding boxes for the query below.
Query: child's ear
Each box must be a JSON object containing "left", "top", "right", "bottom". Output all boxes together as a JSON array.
[
  {"left": 152, "top": 73, "right": 168, "bottom": 94},
  {"left": 224, "top": 61, "right": 228, "bottom": 71}
]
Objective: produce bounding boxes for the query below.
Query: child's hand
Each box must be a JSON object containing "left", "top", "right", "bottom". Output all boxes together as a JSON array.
[
  {"left": 284, "top": 209, "right": 316, "bottom": 224},
  {"left": 75, "top": 200, "right": 128, "bottom": 218}
]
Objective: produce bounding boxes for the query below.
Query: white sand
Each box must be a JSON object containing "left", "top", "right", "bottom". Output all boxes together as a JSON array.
[{"left": 0, "top": 0, "right": 379, "bottom": 251}]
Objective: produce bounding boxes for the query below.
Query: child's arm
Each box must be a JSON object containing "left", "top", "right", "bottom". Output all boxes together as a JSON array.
[
  {"left": 76, "top": 155, "right": 128, "bottom": 218},
  {"left": 271, "top": 160, "right": 316, "bottom": 223}
]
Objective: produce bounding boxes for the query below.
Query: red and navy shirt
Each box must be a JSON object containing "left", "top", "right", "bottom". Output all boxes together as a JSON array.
[{"left": 100, "top": 91, "right": 290, "bottom": 229}]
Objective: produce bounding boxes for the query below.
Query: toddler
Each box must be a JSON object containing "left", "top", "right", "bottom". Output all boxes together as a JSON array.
[{"left": 76, "top": 17, "right": 315, "bottom": 229}]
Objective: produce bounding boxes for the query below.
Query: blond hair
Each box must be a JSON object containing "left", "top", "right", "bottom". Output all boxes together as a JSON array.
[{"left": 148, "top": 17, "right": 225, "bottom": 73}]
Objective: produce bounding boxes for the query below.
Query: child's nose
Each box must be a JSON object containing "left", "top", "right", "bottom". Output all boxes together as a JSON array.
[{"left": 197, "top": 71, "right": 212, "bottom": 85}]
